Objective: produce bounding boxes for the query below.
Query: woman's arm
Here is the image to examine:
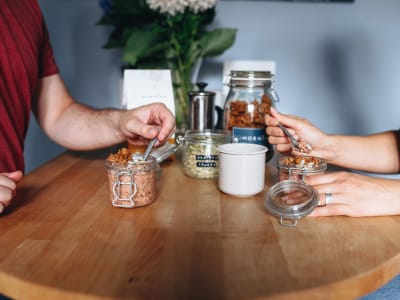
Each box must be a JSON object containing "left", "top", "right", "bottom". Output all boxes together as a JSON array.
[
  {"left": 266, "top": 108, "right": 400, "bottom": 173},
  {"left": 327, "top": 131, "right": 400, "bottom": 173}
]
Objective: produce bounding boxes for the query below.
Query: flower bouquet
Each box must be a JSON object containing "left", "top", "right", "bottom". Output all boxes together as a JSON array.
[{"left": 98, "top": 0, "right": 237, "bottom": 129}]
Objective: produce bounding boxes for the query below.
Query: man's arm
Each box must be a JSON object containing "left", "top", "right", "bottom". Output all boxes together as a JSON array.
[{"left": 32, "top": 74, "right": 175, "bottom": 150}]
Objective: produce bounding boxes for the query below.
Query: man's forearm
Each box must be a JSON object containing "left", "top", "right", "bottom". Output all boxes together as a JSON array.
[{"left": 46, "top": 102, "right": 125, "bottom": 150}]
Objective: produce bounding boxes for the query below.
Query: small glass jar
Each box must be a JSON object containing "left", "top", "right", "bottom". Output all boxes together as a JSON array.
[
  {"left": 106, "top": 150, "right": 161, "bottom": 208},
  {"left": 223, "top": 70, "right": 280, "bottom": 162},
  {"left": 178, "top": 130, "right": 231, "bottom": 179},
  {"left": 278, "top": 155, "right": 327, "bottom": 181}
]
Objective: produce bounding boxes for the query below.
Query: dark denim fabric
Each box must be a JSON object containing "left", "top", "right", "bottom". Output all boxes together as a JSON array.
[{"left": 359, "top": 274, "right": 400, "bottom": 300}]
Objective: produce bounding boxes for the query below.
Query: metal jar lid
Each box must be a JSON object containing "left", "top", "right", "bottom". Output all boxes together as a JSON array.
[
  {"left": 228, "top": 70, "right": 273, "bottom": 88},
  {"left": 264, "top": 180, "right": 319, "bottom": 227}
]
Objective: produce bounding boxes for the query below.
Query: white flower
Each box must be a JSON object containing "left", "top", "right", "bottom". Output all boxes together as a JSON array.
[
  {"left": 146, "top": 0, "right": 217, "bottom": 16},
  {"left": 146, "top": 0, "right": 188, "bottom": 16},
  {"left": 187, "top": 0, "right": 217, "bottom": 13}
]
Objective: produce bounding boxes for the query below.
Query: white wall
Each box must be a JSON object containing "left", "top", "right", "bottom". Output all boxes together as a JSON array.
[{"left": 27, "top": 0, "right": 400, "bottom": 173}]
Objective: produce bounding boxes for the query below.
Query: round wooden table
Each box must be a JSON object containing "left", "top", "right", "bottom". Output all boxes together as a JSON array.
[{"left": 0, "top": 150, "right": 399, "bottom": 300}]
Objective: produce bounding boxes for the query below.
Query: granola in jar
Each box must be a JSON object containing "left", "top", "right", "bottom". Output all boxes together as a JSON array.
[
  {"left": 106, "top": 148, "right": 161, "bottom": 208},
  {"left": 278, "top": 155, "right": 327, "bottom": 181}
]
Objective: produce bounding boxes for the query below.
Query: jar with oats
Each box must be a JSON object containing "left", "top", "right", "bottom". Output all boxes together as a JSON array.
[
  {"left": 223, "top": 70, "right": 280, "bottom": 162},
  {"left": 106, "top": 148, "right": 161, "bottom": 208},
  {"left": 278, "top": 155, "right": 327, "bottom": 181},
  {"left": 178, "top": 130, "right": 231, "bottom": 179}
]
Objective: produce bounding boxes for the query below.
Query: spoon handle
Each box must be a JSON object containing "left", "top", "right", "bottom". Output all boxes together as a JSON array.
[
  {"left": 143, "top": 136, "right": 158, "bottom": 161},
  {"left": 278, "top": 123, "right": 300, "bottom": 149}
]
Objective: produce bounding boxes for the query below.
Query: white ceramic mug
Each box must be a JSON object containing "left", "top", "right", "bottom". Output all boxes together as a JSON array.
[{"left": 217, "top": 143, "right": 268, "bottom": 197}]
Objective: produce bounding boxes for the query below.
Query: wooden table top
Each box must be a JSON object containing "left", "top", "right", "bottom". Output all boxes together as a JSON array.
[{"left": 0, "top": 149, "right": 400, "bottom": 300}]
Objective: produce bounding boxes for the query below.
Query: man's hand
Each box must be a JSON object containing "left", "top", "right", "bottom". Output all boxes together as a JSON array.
[
  {"left": 119, "top": 102, "right": 176, "bottom": 146},
  {"left": 0, "top": 171, "right": 23, "bottom": 214}
]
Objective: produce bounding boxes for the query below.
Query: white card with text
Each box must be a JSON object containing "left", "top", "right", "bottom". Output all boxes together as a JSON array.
[{"left": 122, "top": 69, "right": 175, "bottom": 116}]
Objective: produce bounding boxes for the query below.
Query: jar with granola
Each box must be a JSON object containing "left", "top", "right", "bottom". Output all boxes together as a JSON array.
[
  {"left": 106, "top": 148, "right": 161, "bottom": 208},
  {"left": 278, "top": 155, "right": 327, "bottom": 181},
  {"left": 223, "top": 70, "right": 279, "bottom": 162}
]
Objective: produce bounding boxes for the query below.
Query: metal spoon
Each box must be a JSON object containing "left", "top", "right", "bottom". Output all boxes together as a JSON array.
[
  {"left": 278, "top": 123, "right": 312, "bottom": 154},
  {"left": 142, "top": 136, "right": 158, "bottom": 161}
]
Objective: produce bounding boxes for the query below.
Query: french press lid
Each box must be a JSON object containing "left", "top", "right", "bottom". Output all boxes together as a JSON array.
[
  {"left": 265, "top": 180, "right": 319, "bottom": 227},
  {"left": 188, "top": 82, "right": 216, "bottom": 97}
]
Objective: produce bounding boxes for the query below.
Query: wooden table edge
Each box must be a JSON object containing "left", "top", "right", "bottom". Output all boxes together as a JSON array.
[
  {"left": 1, "top": 253, "right": 399, "bottom": 300},
  {"left": 253, "top": 252, "right": 400, "bottom": 300}
]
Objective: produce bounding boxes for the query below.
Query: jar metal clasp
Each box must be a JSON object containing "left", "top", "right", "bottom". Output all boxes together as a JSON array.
[
  {"left": 288, "top": 166, "right": 307, "bottom": 181},
  {"left": 112, "top": 171, "right": 137, "bottom": 208},
  {"left": 279, "top": 217, "right": 298, "bottom": 227}
]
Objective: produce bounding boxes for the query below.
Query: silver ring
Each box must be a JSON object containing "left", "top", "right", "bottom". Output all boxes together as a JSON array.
[{"left": 325, "top": 193, "right": 333, "bottom": 205}]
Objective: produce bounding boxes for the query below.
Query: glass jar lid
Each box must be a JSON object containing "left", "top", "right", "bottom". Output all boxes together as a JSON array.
[
  {"left": 264, "top": 180, "right": 319, "bottom": 227},
  {"left": 228, "top": 70, "right": 273, "bottom": 88},
  {"left": 179, "top": 130, "right": 231, "bottom": 145}
]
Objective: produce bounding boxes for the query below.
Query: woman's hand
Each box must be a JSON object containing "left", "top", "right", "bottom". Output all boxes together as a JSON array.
[
  {"left": 0, "top": 171, "right": 23, "bottom": 214},
  {"left": 306, "top": 171, "right": 400, "bottom": 217},
  {"left": 119, "top": 102, "right": 176, "bottom": 146},
  {"left": 265, "top": 107, "right": 336, "bottom": 161}
]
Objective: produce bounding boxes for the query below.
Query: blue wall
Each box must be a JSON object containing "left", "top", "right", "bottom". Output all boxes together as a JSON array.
[{"left": 27, "top": 0, "right": 400, "bottom": 173}]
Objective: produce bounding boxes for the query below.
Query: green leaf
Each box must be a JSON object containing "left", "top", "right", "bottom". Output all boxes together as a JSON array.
[
  {"left": 199, "top": 28, "right": 237, "bottom": 57},
  {"left": 121, "top": 29, "right": 168, "bottom": 66}
]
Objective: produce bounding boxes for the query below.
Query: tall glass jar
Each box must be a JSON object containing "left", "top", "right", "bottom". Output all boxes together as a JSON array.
[{"left": 223, "top": 70, "right": 279, "bottom": 162}]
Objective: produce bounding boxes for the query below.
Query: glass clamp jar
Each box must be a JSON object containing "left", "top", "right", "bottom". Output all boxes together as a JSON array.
[
  {"left": 278, "top": 155, "right": 327, "bottom": 181},
  {"left": 265, "top": 180, "right": 319, "bottom": 227},
  {"left": 177, "top": 130, "right": 231, "bottom": 179},
  {"left": 106, "top": 153, "right": 161, "bottom": 208},
  {"left": 223, "top": 70, "right": 280, "bottom": 162}
]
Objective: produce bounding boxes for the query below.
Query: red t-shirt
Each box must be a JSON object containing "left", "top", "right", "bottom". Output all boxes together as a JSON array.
[{"left": 0, "top": 1, "right": 59, "bottom": 172}]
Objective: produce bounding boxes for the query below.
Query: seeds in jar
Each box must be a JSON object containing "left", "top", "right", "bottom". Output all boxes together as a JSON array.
[{"left": 182, "top": 142, "right": 219, "bottom": 179}]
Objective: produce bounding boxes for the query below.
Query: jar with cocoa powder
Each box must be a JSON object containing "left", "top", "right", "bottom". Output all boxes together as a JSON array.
[
  {"left": 106, "top": 148, "right": 161, "bottom": 208},
  {"left": 278, "top": 155, "right": 327, "bottom": 181},
  {"left": 223, "top": 70, "right": 279, "bottom": 162}
]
